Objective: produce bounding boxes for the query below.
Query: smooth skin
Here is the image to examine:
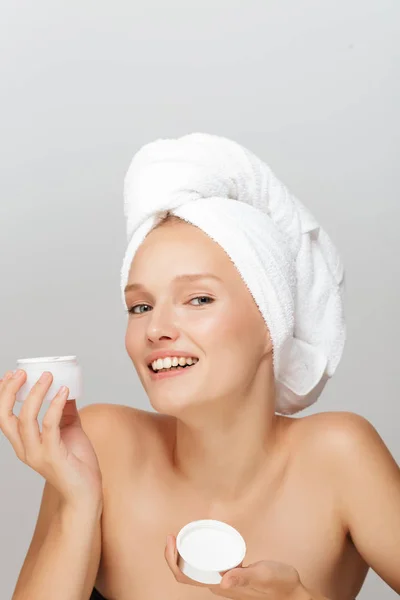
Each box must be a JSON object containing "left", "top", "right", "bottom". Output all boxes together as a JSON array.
[{"left": 2, "top": 217, "right": 400, "bottom": 600}]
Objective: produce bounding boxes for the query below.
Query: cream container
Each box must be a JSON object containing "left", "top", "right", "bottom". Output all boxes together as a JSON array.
[
  {"left": 176, "top": 519, "right": 246, "bottom": 585},
  {"left": 15, "top": 356, "right": 83, "bottom": 404}
]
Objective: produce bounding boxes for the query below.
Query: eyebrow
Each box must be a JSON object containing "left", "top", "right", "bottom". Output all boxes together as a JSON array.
[{"left": 124, "top": 273, "right": 223, "bottom": 294}]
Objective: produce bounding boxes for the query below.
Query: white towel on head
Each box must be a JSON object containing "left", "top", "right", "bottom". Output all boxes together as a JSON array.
[{"left": 120, "top": 133, "right": 346, "bottom": 415}]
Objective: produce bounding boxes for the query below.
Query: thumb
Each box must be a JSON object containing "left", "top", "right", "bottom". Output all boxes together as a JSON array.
[
  {"left": 221, "top": 568, "right": 248, "bottom": 589},
  {"left": 59, "top": 397, "right": 81, "bottom": 427},
  {"left": 221, "top": 561, "right": 269, "bottom": 589}
]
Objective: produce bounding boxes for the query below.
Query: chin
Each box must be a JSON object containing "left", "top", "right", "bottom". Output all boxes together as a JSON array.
[{"left": 148, "top": 393, "right": 206, "bottom": 417}]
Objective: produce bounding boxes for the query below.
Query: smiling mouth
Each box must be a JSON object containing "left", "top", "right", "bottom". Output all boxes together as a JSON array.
[{"left": 148, "top": 363, "right": 197, "bottom": 374}]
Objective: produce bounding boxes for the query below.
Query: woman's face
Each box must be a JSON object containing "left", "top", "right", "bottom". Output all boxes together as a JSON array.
[{"left": 124, "top": 220, "right": 273, "bottom": 417}]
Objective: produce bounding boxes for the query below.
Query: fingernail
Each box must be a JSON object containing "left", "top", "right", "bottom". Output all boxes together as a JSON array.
[
  {"left": 39, "top": 372, "right": 50, "bottom": 382},
  {"left": 12, "top": 370, "right": 23, "bottom": 379}
]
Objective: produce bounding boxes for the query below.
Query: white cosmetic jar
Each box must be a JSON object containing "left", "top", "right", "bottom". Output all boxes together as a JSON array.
[
  {"left": 15, "top": 356, "right": 83, "bottom": 404},
  {"left": 176, "top": 519, "right": 246, "bottom": 585}
]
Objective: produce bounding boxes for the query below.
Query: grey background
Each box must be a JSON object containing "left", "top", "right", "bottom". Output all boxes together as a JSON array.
[{"left": 0, "top": 1, "right": 398, "bottom": 598}]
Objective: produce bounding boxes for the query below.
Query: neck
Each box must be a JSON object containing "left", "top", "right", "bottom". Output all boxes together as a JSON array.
[{"left": 171, "top": 370, "right": 285, "bottom": 504}]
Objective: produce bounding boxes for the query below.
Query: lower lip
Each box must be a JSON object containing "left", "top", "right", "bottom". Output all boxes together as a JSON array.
[{"left": 148, "top": 363, "right": 198, "bottom": 381}]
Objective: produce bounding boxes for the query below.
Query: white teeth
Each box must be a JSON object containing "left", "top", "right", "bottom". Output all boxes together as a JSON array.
[{"left": 151, "top": 356, "right": 198, "bottom": 371}]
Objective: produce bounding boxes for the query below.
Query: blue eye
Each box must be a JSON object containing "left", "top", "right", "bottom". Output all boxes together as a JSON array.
[
  {"left": 126, "top": 304, "right": 150, "bottom": 315},
  {"left": 126, "top": 296, "right": 214, "bottom": 315},
  {"left": 189, "top": 296, "right": 214, "bottom": 306}
]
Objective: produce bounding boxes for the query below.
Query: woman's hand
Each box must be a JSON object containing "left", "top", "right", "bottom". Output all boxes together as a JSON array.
[
  {"left": 0, "top": 369, "right": 103, "bottom": 509},
  {"left": 165, "top": 534, "right": 316, "bottom": 599}
]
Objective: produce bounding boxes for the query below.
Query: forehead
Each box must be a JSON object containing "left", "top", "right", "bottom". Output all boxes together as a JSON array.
[{"left": 128, "top": 221, "right": 243, "bottom": 289}]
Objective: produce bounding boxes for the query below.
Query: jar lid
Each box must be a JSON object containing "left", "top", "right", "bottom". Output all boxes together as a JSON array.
[
  {"left": 17, "top": 356, "right": 77, "bottom": 364},
  {"left": 177, "top": 519, "right": 246, "bottom": 572}
]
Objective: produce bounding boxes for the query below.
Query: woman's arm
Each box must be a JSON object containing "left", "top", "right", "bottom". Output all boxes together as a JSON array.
[
  {"left": 10, "top": 403, "right": 106, "bottom": 600},
  {"left": 12, "top": 496, "right": 102, "bottom": 600},
  {"left": 329, "top": 412, "right": 400, "bottom": 594}
]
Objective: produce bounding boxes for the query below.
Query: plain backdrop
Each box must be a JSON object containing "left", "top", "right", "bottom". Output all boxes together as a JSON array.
[{"left": 0, "top": 1, "right": 398, "bottom": 598}]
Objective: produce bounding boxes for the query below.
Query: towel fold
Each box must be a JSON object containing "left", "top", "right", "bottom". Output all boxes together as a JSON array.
[{"left": 120, "top": 133, "right": 345, "bottom": 415}]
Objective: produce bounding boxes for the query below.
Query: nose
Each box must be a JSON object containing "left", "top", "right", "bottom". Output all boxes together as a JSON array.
[{"left": 146, "top": 303, "right": 180, "bottom": 343}]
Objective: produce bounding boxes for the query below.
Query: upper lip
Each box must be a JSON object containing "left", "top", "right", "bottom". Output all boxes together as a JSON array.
[{"left": 145, "top": 349, "right": 199, "bottom": 367}]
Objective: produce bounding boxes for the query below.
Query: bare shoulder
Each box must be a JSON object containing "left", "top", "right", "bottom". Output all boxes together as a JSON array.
[
  {"left": 289, "top": 411, "right": 399, "bottom": 481},
  {"left": 290, "top": 415, "right": 400, "bottom": 593},
  {"left": 291, "top": 410, "right": 390, "bottom": 453},
  {"left": 77, "top": 403, "right": 168, "bottom": 468},
  {"left": 78, "top": 402, "right": 156, "bottom": 430}
]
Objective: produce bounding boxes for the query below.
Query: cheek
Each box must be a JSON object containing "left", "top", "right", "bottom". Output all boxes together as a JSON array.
[
  {"left": 206, "top": 303, "right": 267, "bottom": 363},
  {"left": 200, "top": 308, "right": 259, "bottom": 392},
  {"left": 192, "top": 305, "right": 241, "bottom": 341},
  {"left": 124, "top": 327, "right": 140, "bottom": 359},
  {"left": 195, "top": 306, "right": 250, "bottom": 366}
]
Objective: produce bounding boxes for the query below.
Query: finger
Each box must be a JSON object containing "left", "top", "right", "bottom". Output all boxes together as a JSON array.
[
  {"left": 58, "top": 398, "right": 81, "bottom": 429},
  {"left": 18, "top": 372, "right": 53, "bottom": 461},
  {"left": 0, "top": 371, "right": 13, "bottom": 387},
  {"left": 209, "top": 575, "right": 251, "bottom": 598},
  {"left": 222, "top": 561, "right": 287, "bottom": 594},
  {"left": 41, "top": 386, "right": 70, "bottom": 455},
  {"left": 165, "top": 535, "right": 185, "bottom": 582},
  {"left": 221, "top": 568, "right": 247, "bottom": 587},
  {"left": 0, "top": 371, "right": 27, "bottom": 458},
  {"left": 164, "top": 535, "right": 204, "bottom": 587},
  {"left": 218, "top": 572, "right": 250, "bottom": 597},
  {"left": 221, "top": 563, "right": 268, "bottom": 594}
]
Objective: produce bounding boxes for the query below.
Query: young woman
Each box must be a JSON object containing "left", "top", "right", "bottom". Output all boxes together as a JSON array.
[{"left": 2, "top": 134, "right": 399, "bottom": 600}]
